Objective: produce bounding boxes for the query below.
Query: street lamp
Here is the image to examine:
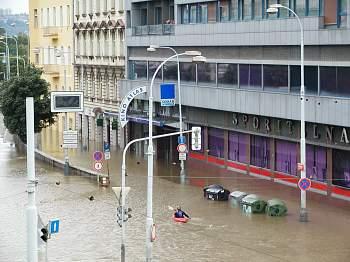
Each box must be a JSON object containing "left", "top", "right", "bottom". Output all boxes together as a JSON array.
[
  {"left": 0, "top": 35, "right": 19, "bottom": 76},
  {"left": 145, "top": 51, "right": 206, "bottom": 261},
  {"left": 146, "top": 45, "right": 186, "bottom": 177},
  {"left": 0, "top": 41, "right": 10, "bottom": 80},
  {"left": 267, "top": 4, "right": 307, "bottom": 222}
]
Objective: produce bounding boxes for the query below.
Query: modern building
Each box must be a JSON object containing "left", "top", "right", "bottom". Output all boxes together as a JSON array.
[
  {"left": 73, "top": 0, "right": 125, "bottom": 148},
  {"left": 120, "top": 0, "right": 350, "bottom": 201},
  {"left": 29, "top": 0, "right": 74, "bottom": 134}
]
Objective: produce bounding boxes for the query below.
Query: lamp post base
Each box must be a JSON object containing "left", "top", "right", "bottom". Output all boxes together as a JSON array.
[{"left": 299, "top": 208, "right": 308, "bottom": 222}]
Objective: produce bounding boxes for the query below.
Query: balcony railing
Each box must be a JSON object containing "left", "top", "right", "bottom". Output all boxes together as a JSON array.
[{"left": 133, "top": 24, "right": 174, "bottom": 36}]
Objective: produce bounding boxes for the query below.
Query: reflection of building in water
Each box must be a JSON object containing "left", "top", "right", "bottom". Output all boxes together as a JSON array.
[{"left": 120, "top": 0, "right": 350, "bottom": 202}]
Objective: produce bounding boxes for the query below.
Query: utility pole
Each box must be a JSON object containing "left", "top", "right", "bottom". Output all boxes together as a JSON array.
[{"left": 64, "top": 67, "right": 69, "bottom": 175}]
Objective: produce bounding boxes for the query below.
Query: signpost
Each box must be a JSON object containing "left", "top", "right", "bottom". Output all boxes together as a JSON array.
[
  {"left": 93, "top": 151, "right": 104, "bottom": 162},
  {"left": 160, "top": 83, "right": 175, "bottom": 106},
  {"left": 63, "top": 130, "right": 78, "bottom": 149},
  {"left": 94, "top": 162, "right": 103, "bottom": 171},
  {"left": 177, "top": 143, "right": 187, "bottom": 153},
  {"left": 179, "top": 153, "right": 187, "bottom": 161},
  {"left": 49, "top": 219, "right": 60, "bottom": 235},
  {"left": 298, "top": 178, "right": 311, "bottom": 191}
]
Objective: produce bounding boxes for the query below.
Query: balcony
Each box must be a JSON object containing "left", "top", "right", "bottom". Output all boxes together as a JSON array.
[
  {"left": 133, "top": 24, "right": 174, "bottom": 36},
  {"left": 42, "top": 27, "right": 59, "bottom": 39},
  {"left": 43, "top": 64, "right": 60, "bottom": 78}
]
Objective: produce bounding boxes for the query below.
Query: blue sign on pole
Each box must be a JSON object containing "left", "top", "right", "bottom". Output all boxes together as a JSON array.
[
  {"left": 93, "top": 151, "right": 103, "bottom": 161},
  {"left": 298, "top": 178, "right": 311, "bottom": 191},
  {"left": 104, "top": 141, "right": 110, "bottom": 152},
  {"left": 160, "top": 83, "right": 175, "bottom": 106},
  {"left": 178, "top": 136, "right": 186, "bottom": 144},
  {"left": 49, "top": 219, "right": 60, "bottom": 234}
]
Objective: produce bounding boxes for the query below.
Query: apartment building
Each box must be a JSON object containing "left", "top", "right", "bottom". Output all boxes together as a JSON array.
[
  {"left": 120, "top": 0, "right": 350, "bottom": 201},
  {"left": 29, "top": 0, "right": 74, "bottom": 133},
  {"left": 73, "top": 0, "right": 125, "bottom": 148}
]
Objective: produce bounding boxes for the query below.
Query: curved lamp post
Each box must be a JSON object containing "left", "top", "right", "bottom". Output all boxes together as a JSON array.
[
  {"left": 267, "top": 4, "right": 307, "bottom": 222},
  {"left": 145, "top": 51, "right": 206, "bottom": 261}
]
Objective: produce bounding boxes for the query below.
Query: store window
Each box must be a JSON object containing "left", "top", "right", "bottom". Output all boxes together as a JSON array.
[
  {"left": 275, "top": 140, "right": 297, "bottom": 176},
  {"left": 218, "top": 63, "right": 238, "bottom": 87},
  {"left": 198, "top": 63, "right": 216, "bottom": 85},
  {"left": 180, "top": 62, "right": 196, "bottom": 83},
  {"left": 163, "top": 61, "right": 177, "bottom": 81},
  {"left": 290, "top": 65, "right": 318, "bottom": 94},
  {"left": 129, "top": 60, "right": 147, "bottom": 80},
  {"left": 239, "top": 64, "right": 262, "bottom": 89},
  {"left": 219, "top": 0, "right": 230, "bottom": 22},
  {"left": 263, "top": 65, "right": 288, "bottom": 92},
  {"left": 333, "top": 149, "right": 350, "bottom": 189},
  {"left": 306, "top": 145, "right": 327, "bottom": 182},
  {"left": 148, "top": 61, "right": 162, "bottom": 80},
  {"left": 228, "top": 131, "right": 249, "bottom": 163},
  {"left": 251, "top": 135, "right": 270, "bottom": 169},
  {"left": 208, "top": 128, "right": 224, "bottom": 158}
]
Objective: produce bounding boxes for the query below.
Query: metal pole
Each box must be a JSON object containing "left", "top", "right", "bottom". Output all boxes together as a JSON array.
[
  {"left": 26, "top": 97, "right": 38, "bottom": 262},
  {"left": 64, "top": 68, "right": 69, "bottom": 175},
  {"left": 14, "top": 37, "right": 19, "bottom": 76},
  {"left": 0, "top": 41, "right": 10, "bottom": 80},
  {"left": 5, "top": 31, "right": 10, "bottom": 78}
]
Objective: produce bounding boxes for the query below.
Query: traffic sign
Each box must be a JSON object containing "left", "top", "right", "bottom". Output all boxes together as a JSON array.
[
  {"left": 93, "top": 151, "right": 103, "bottom": 161},
  {"left": 179, "top": 153, "right": 187, "bottom": 161},
  {"left": 104, "top": 142, "right": 110, "bottom": 152},
  {"left": 160, "top": 83, "right": 175, "bottom": 106},
  {"left": 49, "top": 219, "right": 60, "bottom": 234},
  {"left": 177, "top": 143, "right": 187, "bottom": 153},
  {"left": 105, "top": 152, "right": 111, "bottom": 160},
  {"left": 94, "top": 162, "right": 103, "bottom": 171},
  {"left": 63, "top": 130, "right": 78, "bottom": 148},
  {"left": 178, "top": 136, "right": 186, "bottom": 144},
  {"left": 297, "top": 163, "right": 304, "bottom": 172},
  {"left": 298, "top": 178, "right": 311, "bottom": 191}
]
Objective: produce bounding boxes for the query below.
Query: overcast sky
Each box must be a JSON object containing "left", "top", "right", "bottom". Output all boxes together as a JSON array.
[{"left": 2, "top": 0, "right": 28, "bottom": 14}]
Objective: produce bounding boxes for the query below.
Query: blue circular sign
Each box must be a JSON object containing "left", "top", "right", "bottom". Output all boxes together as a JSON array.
[
  {"left": 298, "top": 178, "right": 312, "bottom": 191},
  {"left": 93, "top": 151, "right": 103, "bottom": 161}
]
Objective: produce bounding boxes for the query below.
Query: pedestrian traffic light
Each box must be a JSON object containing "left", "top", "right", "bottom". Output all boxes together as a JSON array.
[
  {"left": 124, "top": 207, "right": 132, "bottom": 221},
  {"left": 40, "top": 226, "right": 49, "bottom": 243},
  {"left": 191, "top": 127, "right": 202, "bottom": 151},
  {"left": 117, "top": 206, "right": 132, "bottom": 226}
]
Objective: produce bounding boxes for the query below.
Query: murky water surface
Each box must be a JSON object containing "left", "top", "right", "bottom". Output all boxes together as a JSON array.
[{"left": 0, "top": 128, "right": 349, "bottom": 262}]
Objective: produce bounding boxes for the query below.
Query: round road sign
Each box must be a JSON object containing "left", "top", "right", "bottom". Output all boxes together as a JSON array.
[
  {"left": 93, "top": 151, "right": 103, "bottom": 161},
  {"left": 298, "top": 178, "right": 311, "bottom": 191},
  {"left": 94, "top": 162, "right": 103, "bottom": 171},
  {"left": 177, "top": 143, "right": 187, "bottom": 153}
]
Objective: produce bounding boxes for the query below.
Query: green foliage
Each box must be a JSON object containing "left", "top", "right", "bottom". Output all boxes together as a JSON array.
[{"left": 0, "top": 65, "right": 56, "bottom": 142}]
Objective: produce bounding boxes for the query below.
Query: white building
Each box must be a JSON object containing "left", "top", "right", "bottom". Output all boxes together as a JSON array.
[{"left": 73, "top": 0, "right": 125, "bottom": 148}]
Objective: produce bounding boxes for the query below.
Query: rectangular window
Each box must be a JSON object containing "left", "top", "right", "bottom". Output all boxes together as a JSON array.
[
  {"left": 218, "top": 63, "right": 238, "bottom": 87},
  {"left": 263, "top": 65, "right": 288, "bottom": 92},
  {"left": 296, "top": 0, "right": 306, "bottom": 16},
  {"left": 208, "top": 128, "right": 224, "bottom": 158},
  {"left": 34, "top": 9, "right": 38, "bottom": 28},
  {"left": 198, "top": 63, "right": 216, "bottom": 85},
  {"left": 180, "top": 62, "right": 196, "bottom": 83},
  {"left": 141, "top": 9, "right": 148, "bottom": 25},
  {"left": 199, "top": 3, "right": 208, "bottom": 23},
  {"left": 333, "top": 149, "right": 350, "bottom": 189},
  {"left": 306, "top": 145, "right": 327, "bottom": 182},
  {"left": 53, "top": 7, "right": 56, "bottom": 26},
  {"left": 46, "top": 8, "right": 50, "bottom": 27},
  {"left": 148, "top": 61, "right": 162, "bottom": 80},
  {"left": 239, "top": 64, "right": 262, "bottom": 89},
  {"left": 275, "top": 140, "right": 297, "bottom": 176},
  {"left": 324, "top": 0, "right": 337, "bottom": 24},
  {"left": 250, "top": 135, "right": 270, "bottom": 169},
  {"left": 307, "top": 0, "right": 319, "bottom": 16},
  {"left": 231, "top": 0, "right": 238, "bottom": 20},
  {"left": 40, "top": 8, "right": 43, "bottom": 27},
  {"left": 60, "top": 6, "right": 63, "bottom": 26},
  {"left": 190, "top": 4, "right": 197, "bottom": 23},
  {"left": 279, "top": 0, "right": 289, "bottom": 18},
  {"left": 155, "top": 7, "right": 162, "bottom": 24},
  {"left": 181, "top": 5, "right": 190, "bottom": 24},
  {"left": 228, "top": 131, "right": 249, "bottom": 163},
  {"left": 67, "top": 5, "right": 70, "bottom": 26},
  {"left": 320, "top": 66, "right": 336, "bottom": 96},
  {"left": 163, "top": 61, "right": 178, "bottom": 81},
  {"left": 219, "top": 0, "right": 230, "bottom": 22},
  {"left": 337, "top": 67, "right": 350, "bottom": 97},
  {"left": 129, "top": 60, "right": 147, "bottom": 80},
  {"left": 35, "top": 53, "right": 39, "bottom": 64},
  {"left": 243, "top": 0, "right": 251, "bottom": 20},
  {"left": 339, "top": 0, "right": 348, "bottom": 27},
  {"left": 266, "top": 0, "right": 278, "bottom": 18},
  {"left": 290, "top": 65, "right": 318, "bottom": 95},
  {"left": 253, "top": 0, "right": 262, "bottom": 19},
  {"left": 208, "top": 2, "right": 217, "bottom": 23}
]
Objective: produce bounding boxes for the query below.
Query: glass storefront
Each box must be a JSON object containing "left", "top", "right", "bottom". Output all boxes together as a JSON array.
[
  {"left": 208, "top": 127, "right": 224, "bottom": 158},
  {"left": 333, "top": 149, "right": 350, "bottom": 189},
  {"left": 228, "top": 131, "right": 248, "bottom": 163},
  {"left": 306, "top": 145, "right": 327, "bottom": 182},
  {"left": 250, "top": 135, "right": 270, "bottom": 169},
  {"left": 275, "top": 140, "right": 297, "bottom": 176}
]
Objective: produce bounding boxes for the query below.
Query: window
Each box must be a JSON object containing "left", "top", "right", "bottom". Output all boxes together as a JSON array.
[
  {"left": 180, "top": 62, "right": 196, "bottom": 83},
  {"left": 333, "top": 149, "right": 350, "bottom": 189},
  {"left": 263, "top": 65, "right": 288, "bottom": 92},
  {"left": 53, "top": 7, "right": 56, "bottom": 26},
  {"left": 96, "top": 31, "right": 100, "bottom": 56},
  {"left": 239, "top": 64, "right": 262, "bottom": 89},
  {"left": 164, "top": 61, "right": 177, "bottom": 81},
  {"left": 129, "top": 60, "right": 147, "bottom": 80},
  {"left": 253, "top": 0, "right": 262, "bottom": 19},
  {"left": 46, "top": 8, "right": 50, "bottom": 27},
  {"left": 290, "top": 65, "right": 318, "bottom": 94},
  {"left": 190, "top": 4, "right": 197, "bottom": 23},
  {"left": 296, "top": 0, "right": 306, "bottom": 16},
  {"left": 337, "top": 67, "right": 350, "bottom": 96},
  {"left": 104, "top": 32, "right": 108, "bottom": 56},
  {"left": 35, "top": 53, "right": 39, "bottom": 64},
  {"left": 155, "top": 7, "right": 162, "bottom": 24},
  {"left": 231, "top": 0, "right": 238, "bottom": 20},
  {"left": 320, "top": 66, "right": 336, "bottom": 96},
  {"left": 104, "top": 0, "right": 107, "bottom": 12},
  {"left": 67, "top": 5, "right": 70, "bottom": 26},
  {"left": 67, "top": 46, "right": 71, "bottom": 64},
  {"left": 198, "top": 63, "right": 216, "bottom": 85},
  {"left": 266, "top": 0, "right": 278, "bottom": 18},
  {"left": 307, "top": 0, "right": 319, "bottom": 16},
  {"left": 243, "top": 0, "right": 251, "bottom": 20},
  {"left": 148, "top": 61, "right": 162, "bottom": 80},
  {"left": 218, "top": 63, "right": 238, "bottom": 87},
  {"left": 60, "top": 6, "right": 63, "bottom": 26},
  {"left": 279, "top": 0, "right": 289, "bottom": 18},
  {"left": 182, "top": 5, "right": 189, "bottom": 24},
  {"left": 275, "top": 140, "right": 297, "bottom": 176},
  {"left": 306, "top": 145, "right": 327, "bottom": 182},
  {"left": 34, "top": 9, "right": 38, "bottom": 28},
  {"left": 250, "top": 135, "right": 270, "bottom": 169},
  {"left": 339, "top": 0, "right": 348, "bottom": 27},
  {"left": 228, "top": 131, "right": 249, "bottom": 163},
  {"left": 199, "top": 3, "right": 208, "bottom": 23},
  {"left": 40, "top": 8, "right": 43, "bottom": 27},
  {"left": 208, "top": 128, "right": 224, "bottom": 158},
  {"left": 219, "top": 0, "right": 230, "bottom": 22},
  {"left": 208, "top": 2, "right": 217, "bottom": 23}
]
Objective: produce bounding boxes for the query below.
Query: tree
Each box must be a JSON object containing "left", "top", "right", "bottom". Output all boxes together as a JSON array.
[{"left": 0, "top": 65, "right": 56, "bottom": 142}]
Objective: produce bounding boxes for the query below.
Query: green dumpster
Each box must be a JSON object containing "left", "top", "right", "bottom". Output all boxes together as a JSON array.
[
  {"left": 241, "top": 194, "right": 267, "bottom": 214},
  {"left": 229, "top": 191, "right": 248, "bottom": 207},
  {"left": 266, "top": 199, "right": 288, "bottom": 216}
]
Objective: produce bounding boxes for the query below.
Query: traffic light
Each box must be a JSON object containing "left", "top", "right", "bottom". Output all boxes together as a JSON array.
[
  {"left": 40, "top": 226, "right": 49, "bottom": 243},
  {"left": 191, "top": 127, "right": 202, "bottom": 151},
  {"left": 117, "top": 206, "right": 132, "bottom": 227}
]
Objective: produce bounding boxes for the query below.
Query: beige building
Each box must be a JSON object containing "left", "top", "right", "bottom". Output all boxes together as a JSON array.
[
  {"left": 73, "top": 0, "right": 125, "bottom": 148},
  {"left": 29, "top": 0, "right": 74, "bottom": 134}
]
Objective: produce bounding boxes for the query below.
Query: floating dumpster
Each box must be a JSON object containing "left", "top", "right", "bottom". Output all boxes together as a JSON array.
[
  {"left": 241, "top": 194, "right": 267, "bottom": 214},
  {"left": 266, "top": 199, "right": 288, "bottom": 216}
]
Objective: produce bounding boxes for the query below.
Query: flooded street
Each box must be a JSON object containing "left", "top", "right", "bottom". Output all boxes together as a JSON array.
[{"left": 0, "top": 128, "right": 349, "bottom": 261}]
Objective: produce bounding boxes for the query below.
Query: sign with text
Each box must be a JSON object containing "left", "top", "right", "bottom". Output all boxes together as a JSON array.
[
  {"left": 160, "top": 83, "right": 175, "bottom": 107},
  {"left": 50, "top": 91, "right": 84, "bottom": 113},
  {"left": 119, "top": 86, "right": 147, "bottom": 128},
  {"left": 63, "top": 130, "right": 78, "bottom": 149}
]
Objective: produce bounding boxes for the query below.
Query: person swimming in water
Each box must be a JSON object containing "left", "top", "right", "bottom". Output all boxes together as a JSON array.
[{"left": 174, "top": 206, "right": 190, "bottom": 219}]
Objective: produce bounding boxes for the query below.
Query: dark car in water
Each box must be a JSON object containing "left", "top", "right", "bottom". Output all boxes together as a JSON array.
[{"left": 203, "top": 184, "right": 230, "bottom": 201}]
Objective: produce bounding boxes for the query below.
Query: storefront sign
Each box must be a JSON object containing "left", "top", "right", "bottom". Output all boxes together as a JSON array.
[{"left": 119, "top": 86, "right": 147, "bottom": 128}]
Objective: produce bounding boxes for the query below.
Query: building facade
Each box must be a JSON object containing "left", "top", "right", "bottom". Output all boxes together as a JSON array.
[
  {"left": 120, "top": 0, "right": 350, "bottom": 201},
  {"left": 29, "top": 0, "right": 74, "bottom": 133},
  {"left": 73, "top": 0, "right": 125, "bottom": 148}
]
